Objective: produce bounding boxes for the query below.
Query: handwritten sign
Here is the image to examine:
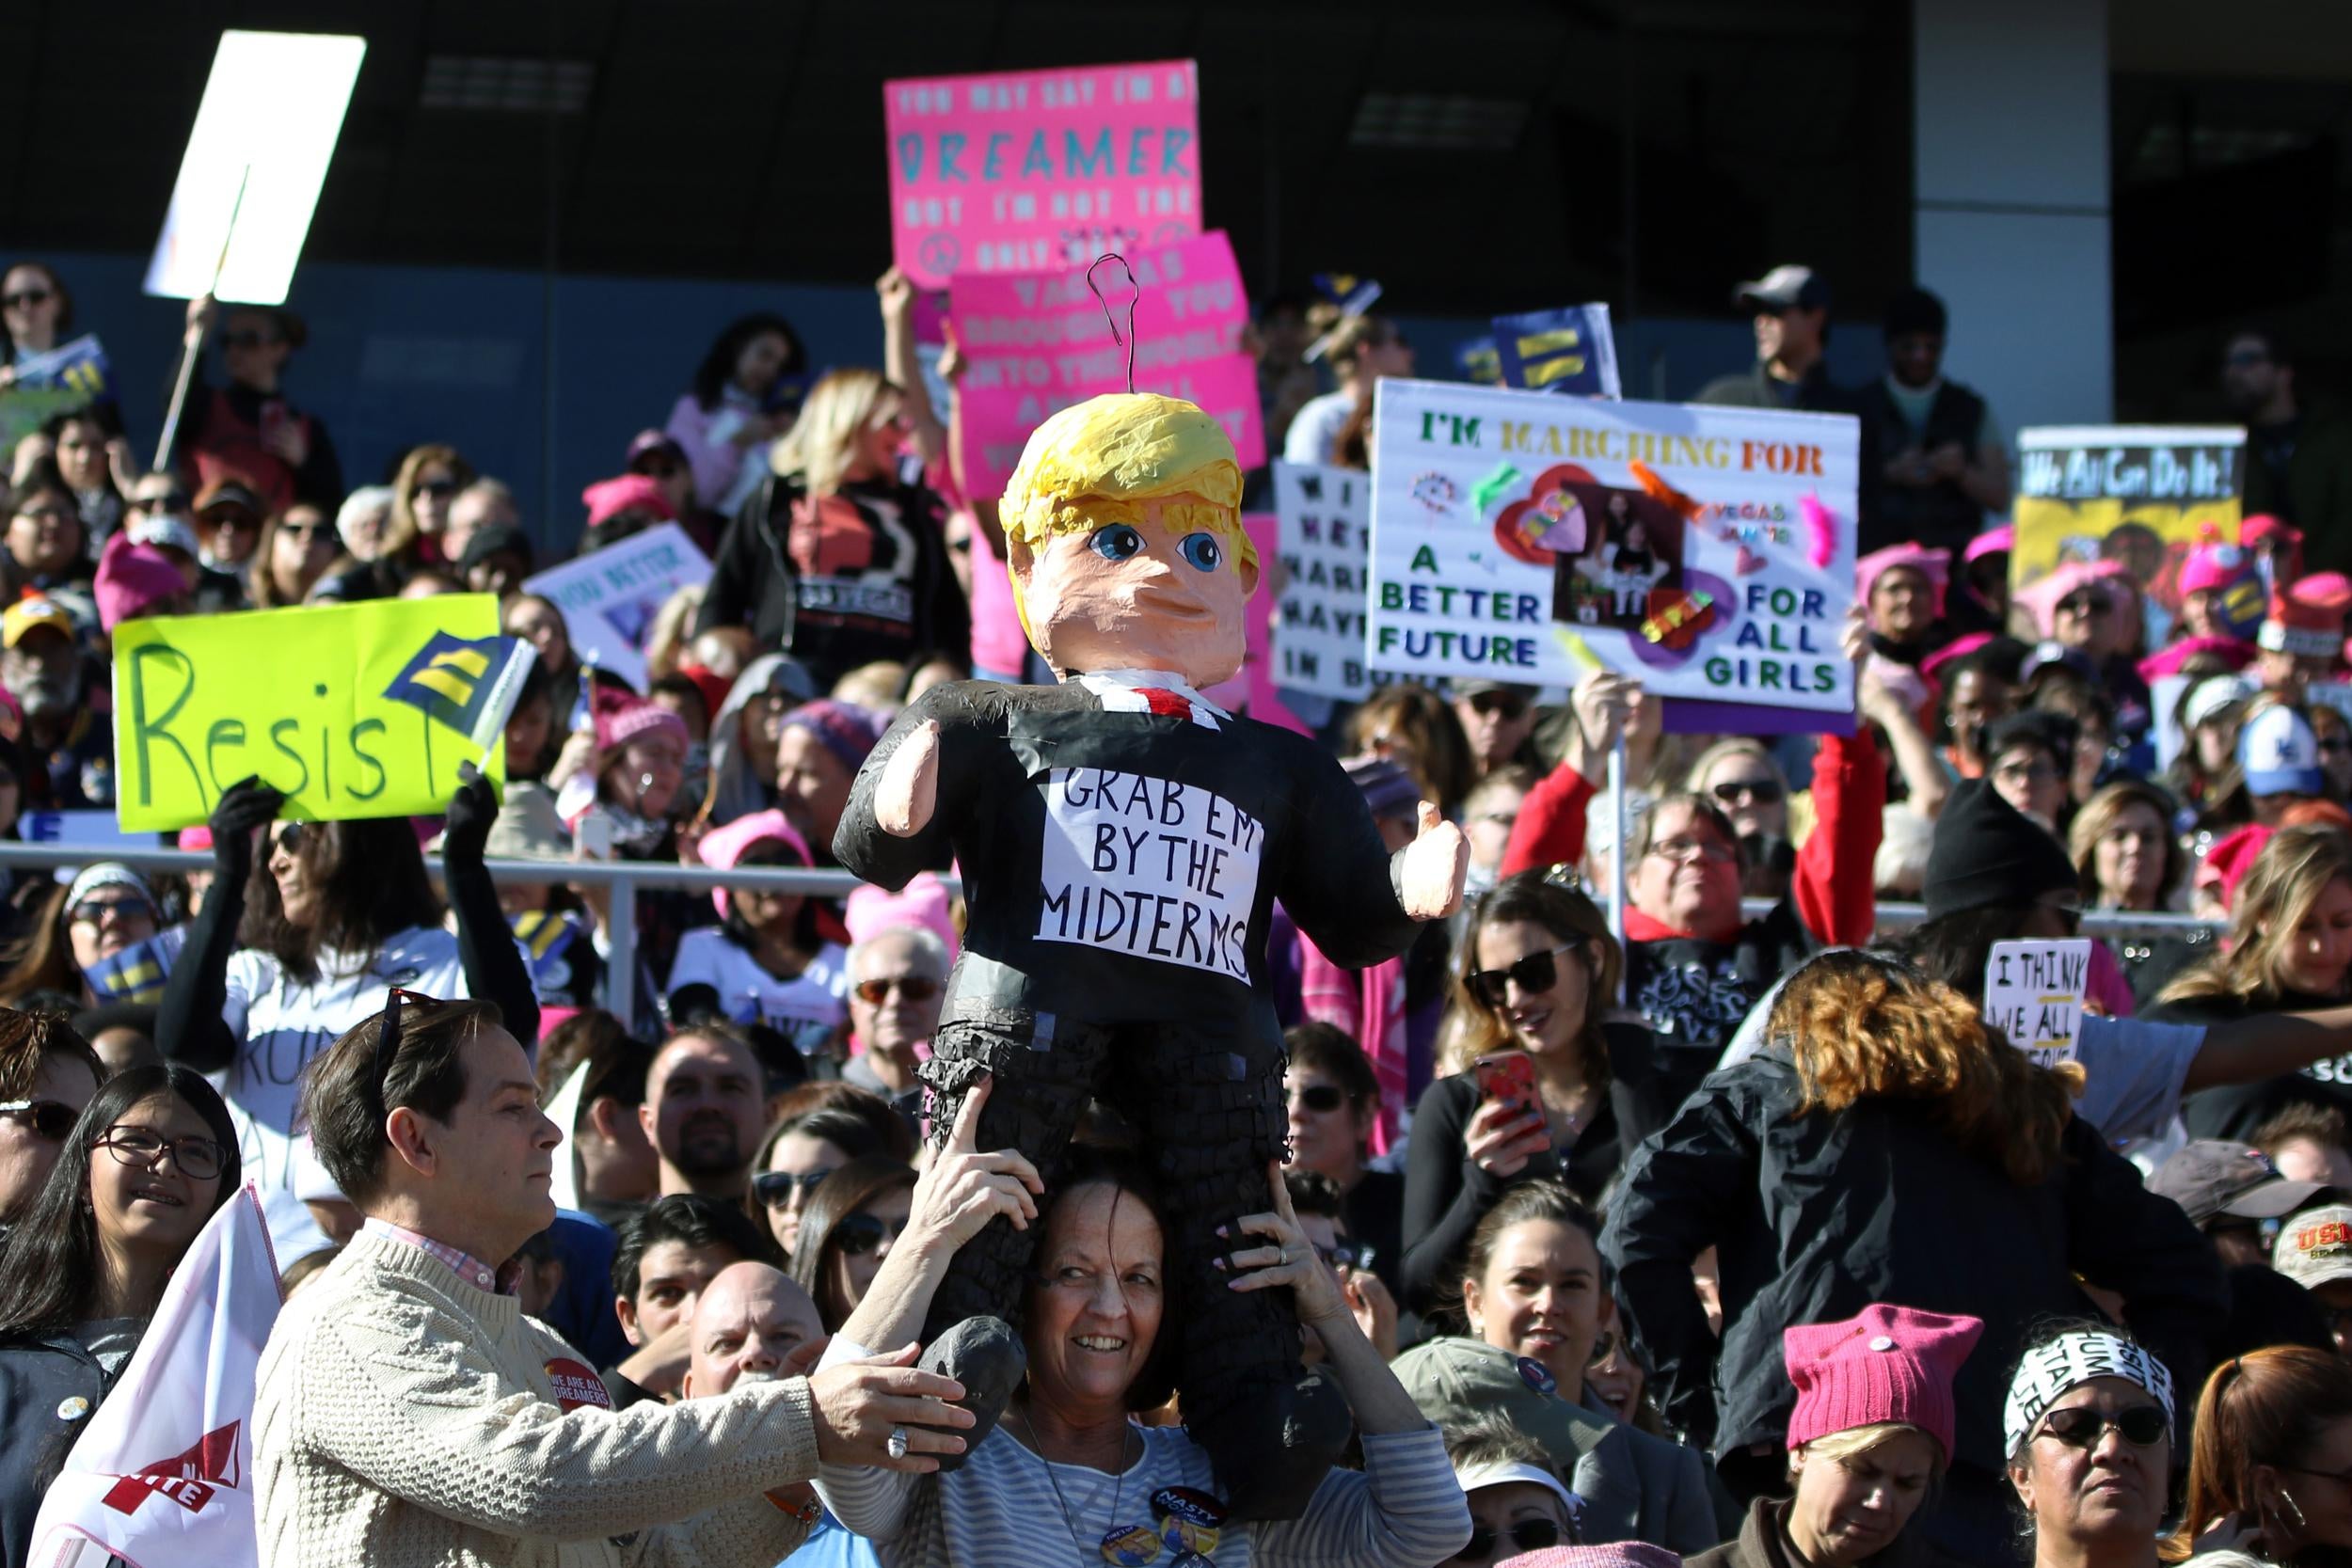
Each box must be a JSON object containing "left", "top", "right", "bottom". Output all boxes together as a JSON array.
[
  {"left": 1366, "top": 378, "right": 1859, "bottom": 719},
  {"left": 1036, "top": 768, "right": 1263, "bottom": 981},
  {"left": 884, "top": 60, "right": 1200, "bottom": 291},
  {"left": 1273, "top": 461, "right": 1375, "bottom": 702},
  {"left": 1492, "top": 305, "right": 1621, "bottom": 399},
  {"left": 2012, "top": 426, "right": 2245, "bottom": 638},
  {"left": 950, "top": 230, "right": 1261, "bottom": 499},
  {"left": 519, "top": 522, "right": 711, "bottom": 692},
  {"left": 1983, "top": 938, "right": 2091, "bottom": 1069},
  {"left": 111, "top": 596, "right": 529, "bottom": 831}
]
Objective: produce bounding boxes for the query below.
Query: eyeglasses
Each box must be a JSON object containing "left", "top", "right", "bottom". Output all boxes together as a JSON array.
[
  {"left": 851, "top": 975, "right": 942, "bottom": 1006},
  {"left": 1454, "top": 1518, "right": 1565, "bottom": 1563},
  {"left": 831, "top": 1211, "right": 906, "bottom": 1257},
  {"left": 0, "top": 1099, "right": 78, "bottom": 1140},
  {"left": 1994, "top": 758, "right": 2061, "bottom": 784},
  {"left": 3, "top": 289, "right": 53, "bottom": 309},
  {"left": 752, "top": 1169, "right": 834, "bottom": 1206},
  {"left": 1466, "top": 941, "right": 1583, "bottom": 1010},
  {"left": 132, "top": 491, "right": 190, "bottom": 514},
  {"left": 94, "top": 1124, "right": 226, "bottom": 1180},
  {"left": 71, "top": 895, "right": 153, "bottom": 927},
  {"left": 412, "top": 478, "right": 461, "bottom": 500},
  {"left": 373, "top": 986, "right": 444, "bottom": 1103},
  {"left": 1288, "top": 1082, "right": 1347, "bottom": 1114},
  {"left": 2034, "top": 1404, "right": 2169, "bottom": 1449},
  {"left": 1645, "top": 834, "right": 1738, "bottom": 865},
  {"left": 2057, "top": 594, "right": 2113, "bottom": 618},
  {"left": 16, "top": 505, "right": 72, "bottom": 526},
  {"left": 1709, "top": 778, "right": 1784, "bottom": 806}
]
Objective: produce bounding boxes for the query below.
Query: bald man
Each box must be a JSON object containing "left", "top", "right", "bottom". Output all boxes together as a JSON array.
[{"left": 681, "top": 1262, "right": 826, "bottom": 1400}]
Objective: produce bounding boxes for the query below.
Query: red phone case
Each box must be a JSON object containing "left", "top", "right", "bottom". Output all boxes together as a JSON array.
[{"left": 1474, "top": 1052, "right": 1537, "bottom": 1112}]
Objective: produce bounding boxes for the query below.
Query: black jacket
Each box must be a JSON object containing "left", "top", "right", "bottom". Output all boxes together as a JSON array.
[
  {"left": 693, "top": 470, "right": 970, "bottom": 693},
  {"left": 1601, "top": 1049, "right": 2227, "bottom": 1479},
  {"left": 1689, "top": 1496, "right": 1972, "bottom": 1568},
  {"left": 0, "top": 1331, "right": 110, "bottom": 1566}
]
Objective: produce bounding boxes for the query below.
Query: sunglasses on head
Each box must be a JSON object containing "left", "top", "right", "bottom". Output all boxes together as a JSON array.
[
  {"left": 1454, "top": 1519, "right": 1565, "bottom": 1563},
  {"left": 2035, "top": 1404, "right": 2168, "bottom": 1449},
  {"left": 752, "top": 1168, "right": 833, "bottom": 1205},
  {"left": 831, "top": 1211, "right": 905, "bottom": 1258},
  {"left": 852, "top": 975, "right": 942, "bottom": 1006},
  {"left": 1289, "top": 1082, "right": 1347, "bottom": 1114},
  {"left": 373, "top": 986, "right": 446, "bottom": 1103},
  {"left": 0, "top": 1099, "right": 78, "bottom": 1140},
  {"left": 1466, "top": 941, "right": 1582, "bottom": 1010},
  {"left": 1709, "top": 778, "right": 1784, "bottom": 806}
]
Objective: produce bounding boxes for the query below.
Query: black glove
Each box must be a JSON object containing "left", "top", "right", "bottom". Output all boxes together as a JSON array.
[
  {"left": 440, "top": 761, "right": 501, "bottom": 867},
  {"left": 207, "top": 776, "right": 287, "bottom": 880}
]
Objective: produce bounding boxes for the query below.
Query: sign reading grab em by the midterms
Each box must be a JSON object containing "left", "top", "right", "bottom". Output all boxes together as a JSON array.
[
  {"left": 1366, "top": 378, "right": 1859, "bottom": 719},
  {"left": 885, "top": 60, "right": 1201, "bottom": 291},
  {"left": 144, "top": 31, "right": 366, "bottom": 306},
  {"left": 949, "top": 230, "right": 1261, "bottom": 499},
  {"left": 111, "top": 596, "right": 528, "bottom": 832}
]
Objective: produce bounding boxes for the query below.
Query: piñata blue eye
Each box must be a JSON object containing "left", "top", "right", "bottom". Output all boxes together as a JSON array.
[
  {"left": 1088, "top": 525, "right": 1145, "bottom": 562},
  {"left": 1178, "top": 531, "right": 1223, "bottom": 571}
]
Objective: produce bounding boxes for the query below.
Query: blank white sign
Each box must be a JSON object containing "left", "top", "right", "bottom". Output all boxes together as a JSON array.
[{"left": 143, "top": 30, "right": 367, "bottom": 305}]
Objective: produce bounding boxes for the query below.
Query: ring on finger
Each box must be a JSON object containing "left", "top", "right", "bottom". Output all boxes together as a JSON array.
[{"left": 887, "top": 1426, "right": 911, "bottom": 1460}]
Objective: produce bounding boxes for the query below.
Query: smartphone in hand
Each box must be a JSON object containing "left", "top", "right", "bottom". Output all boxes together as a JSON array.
[{"left": 1473, "top": 1050, "right": 1538, "bottom": 1117}]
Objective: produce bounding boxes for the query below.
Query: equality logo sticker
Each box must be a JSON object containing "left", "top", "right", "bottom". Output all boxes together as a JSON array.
[
  {"left": 1516, "top": 1355, "right": 1558, "bottom": 1395},
  {"left": 545, "top": 1357, "right": 612, "bottom": 1412},
  {"left": 1036, "top": 768, "right": 1263, "bottom": 983}
]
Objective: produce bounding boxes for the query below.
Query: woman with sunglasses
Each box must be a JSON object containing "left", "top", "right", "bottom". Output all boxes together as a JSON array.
[
  {"left": 379, "top": 443, "right": 475, "bottom": 576},
  {"left": 156, "top": 768, "right": 536, "bottom": 1259},
  {"left": 667, "top": 810, "right": 847, "bottom": 1059},
  {"left": 1685, "top": 739, "right": 1798, "bottom": 901},
  {"left": 1283, "top": 1022, "right": 1406, "bottom": 1304},
  {"left": 1403, "top": 873, "right": 1675, "bottom": 1313},
  {"left": 0, "top": 1061, "right": 239, "bottom": 1564},
  {"left": 1689, "top": 1306, "right": 1981, "bottom": 1568},
  {"left": 1441, "top": 1421, "right": 1585, "bottom": 1567},
  {"left": 1606, "top": 949, "right": 2222, "bottom": 1560},
  {"left": 788, "top": 1153, "right": 915, "bottom": 1332},
  {"left": 2170, "top": 1345, "right": 2352, "bottom": 1564},
  {"left": 749, "top": 1099, "right": 903, "bottom": 1262},
  {"left": 2003, "top": 1325, "right": 2174, "bottom": 1568},
  {"left": 0, "top": 1010, "right": 103, "bottom": 1227},
  {"left": 0, "top": 261, "right": 69, "bottom": 370},
  {"left": 173, "top": 293, "right": 342, "bottom": 513},
  {"left": 245, "top": 500, "right": 342, "bottom": 609},
  {"left": 0, "top": 863, "right": 167, "bottom": 1009}
]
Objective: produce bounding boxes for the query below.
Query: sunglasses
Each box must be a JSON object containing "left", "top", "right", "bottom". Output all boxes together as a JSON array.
[
  {"left": 205, "top": 511, "right": 262, "bottom": 532},
  {"left": 1289, "top": 1083, "right": 1347, "bottom": 1114},
  {"left": 852, "top": 975, "right": 941, "bottom": 1006},
  {"left": 271, "top": 822, "right": 308, "bottom": 857},
  {"left": 373, "top": 986, "right": 444, "bottom": 1103},
  {"left": 95, "top": 1123, "right": 227, "bottom": 1180},
  {"left": 278, "top": 520, "right": 334, "bottom": 541},
  {"left": 752, "top": 1168, "right": 834, "bottom": 1205},
  {"left": 2036, "top": 1404, "right": 2169, "bottom": 1449},
  {"left": 1467, "top": 690, "right": 1529, "bottom": 721},
  {"left": 1454, "top": 1519, "right": 1564, "bottom": 1563},
  {"left": 1467, "top": 941, "right": 1583, "bottom": 1010},
  {"left": 0, "top": 1098, "right": 78, "bottom": 1140},
  {"left": 3, "top": 289, "right": 53, "bottom": 309},
  {"left": 71, "top": 895, "right": 153, "bottom": 927},
  {"left": 1709, "top": 778, "right": 1784, "bottom": 806},
  {"left": 133, "top": 491, "right": 191, "bottom": 514},
  {"left": 219, "top": 329, "right": 277, "bottom": 350},
  {"left": 413, "top": 478, "right": 461, "bottom": 500},
  {"left": 2057, "top": 594, "right": 2113, "bottom": 617},
  {"left": 831, "top": 1211, "right": 906, "bottom": 1258}
]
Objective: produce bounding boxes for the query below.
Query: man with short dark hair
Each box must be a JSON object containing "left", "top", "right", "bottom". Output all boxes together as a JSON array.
[
  {"left": 2223, "top": 327, "right": 2352, "bottom": 574},
  {"left": 570, "top": 1033, "right": 660, "bottom": 1229},
  {"left": 641, "top": 1027, "right": 767, "bottom": 1203},
  {"left": 1695, "top": 264, "right": 1850, "bottom": 415},
  {"left": 1859, "top": 286, "right": 2010, "bottom": 555},
  {"left": 608, "top": 1194, "right": 769, "bottom": 1404},
  {"left": 253, "top": 992, "right": 972, "bottom": 1566}
]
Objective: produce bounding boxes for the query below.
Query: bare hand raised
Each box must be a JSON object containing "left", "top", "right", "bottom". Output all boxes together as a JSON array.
[{"left": 906, "top": 1076, "right": 1044, "bottom": 1253}]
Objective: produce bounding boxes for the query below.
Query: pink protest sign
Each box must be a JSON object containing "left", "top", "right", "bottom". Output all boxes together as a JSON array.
[
  {"left": 959, "top": 353, "right": 1263, "bottom": 503},
  {"left": 885, "top": 60, "right": 1201, "bottom": 291}
]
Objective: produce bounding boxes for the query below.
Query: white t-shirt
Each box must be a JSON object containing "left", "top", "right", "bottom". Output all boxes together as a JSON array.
[
  {"left": 1282, "top": 389, "right": 1356, "bottom": 466},
  {"left": 666, "top": 930, "right": 850, "bottom": 1056},
  {"left": 219, "top": 926, "right": 468, "bottom": 1251}
]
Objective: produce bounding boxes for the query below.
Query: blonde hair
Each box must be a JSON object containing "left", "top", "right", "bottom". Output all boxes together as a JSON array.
[
  {"left": 997, "top": 392, "right": 1252, "bottom": 642},
  {"left": 1795, "top": 1421, "right": 1943, "bottom": 1475},
  {"left": 1684, "top": 737, "right": 1784, "bottom": 796},
  {"left": 1772, "top": 950, "right": 2081, "bottom": 1187},
  {"left": 771, "top": 368, "right": 899, "bottom": 499},
  {"left": 384, "top": 443, "right": 474, "bottom": 563},
  {"left": 2162, "top": 825, "right": 2352, "bottom": 1007},
  {"left": 2066, "top": 781, "right": 2184, "bottom": 910}
]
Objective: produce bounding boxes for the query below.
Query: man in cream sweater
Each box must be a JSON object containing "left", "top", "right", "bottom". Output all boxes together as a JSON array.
[{"left": 254, "top": 991, "right": 972, "bottom": 1567}]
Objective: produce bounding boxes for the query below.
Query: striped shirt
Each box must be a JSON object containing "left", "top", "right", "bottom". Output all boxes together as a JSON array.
[{"left": 812, "top": 1344, "right": 1469, "bottom": 1568}]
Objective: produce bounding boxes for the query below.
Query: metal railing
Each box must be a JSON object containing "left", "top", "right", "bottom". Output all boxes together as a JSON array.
[{"left": 0, "top": 840, "right": 2218, "bottom": 1026}]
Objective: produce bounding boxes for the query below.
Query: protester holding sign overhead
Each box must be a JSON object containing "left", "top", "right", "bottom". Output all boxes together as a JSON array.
[
  {"left": 173, "top": 293, "right": 342, "bottom": 513},
  {"left": 1603, "top": 947, "right": 2225, "bottom": 1557},
  {"left": 156, "top": 766, "right": 537, "bottom": 1257}
]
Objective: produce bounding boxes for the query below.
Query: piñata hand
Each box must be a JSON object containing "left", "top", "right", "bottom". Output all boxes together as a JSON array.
[
  {"left": 875, "top": 720, "right": 941, "bottom": 838},
  {"left": 1399, "top": 800, "right": 1470, "bottom": 921}
]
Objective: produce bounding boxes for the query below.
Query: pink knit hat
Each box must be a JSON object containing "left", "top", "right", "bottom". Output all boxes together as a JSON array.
[
  {"left": 1856, "top": 544, "right": 1950, "bottom": 621},
  {"left": 845, "top": 870, "right": 960, "bottom": 960},
  {"left": 580, "top": 473, "right": 675, "bottom": 532},
  {"left": 1782, "top": 1303, "right": 1983, "bottom": 1463},
  {"left": 1963, "top": 525, "right": 2013, "bottom": 566},
  {"left": 2137, "top": 634, "right": 2255, "bottom": 683},
  {"left": 2013, "top": 559, "right": 2134, "bottom": 641},
  {"left": 94, "top": 531, "right": 186, "bottom": 632},
  {"left": 698, "top": 809, "right": 813, "bottom": 919},
  {"left": 596, "top": 694, "right": 689, "bottom": 755},
  {"left": 1496, "top": 1547, "right": 1683, "bottom": 1568}
]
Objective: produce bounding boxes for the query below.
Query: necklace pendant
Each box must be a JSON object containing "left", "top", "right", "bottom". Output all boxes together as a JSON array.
[{"left": 1102, "top": 1523, "right": 1162, "bottom": 1565}]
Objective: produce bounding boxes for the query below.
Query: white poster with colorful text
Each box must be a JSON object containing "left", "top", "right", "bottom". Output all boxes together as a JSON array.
[
  {"left": 1366, "top": 379, "right": 1859, "bottom": 719},
  {"left": 1272, "top": 461, "right": 1375, "bottom": 702}
]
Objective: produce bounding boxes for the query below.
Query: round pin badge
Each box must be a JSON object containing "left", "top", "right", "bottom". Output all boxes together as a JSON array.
[
  {"left": 1101, "top": 1523, "right": 1162, "bottom": 1566},
  {"left": 1152, "top": 1485, "right": 1225, "bottom": 1557},
  {"left": 56, "top": 1395, "right": 89, "bottom": 1420},
  {"left": 1516, "top": 1355, "right": 1558, "bottom": 1395}
]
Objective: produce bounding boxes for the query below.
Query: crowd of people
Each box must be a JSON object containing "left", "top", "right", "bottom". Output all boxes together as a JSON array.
[{"left": 0, "top": 246, "right": 2350, "bottom": 1568}]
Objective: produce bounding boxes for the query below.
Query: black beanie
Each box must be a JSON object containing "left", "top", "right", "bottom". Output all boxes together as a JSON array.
[{"left": 1922, "top": 777, "right": 2078, "bottom": 920}]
